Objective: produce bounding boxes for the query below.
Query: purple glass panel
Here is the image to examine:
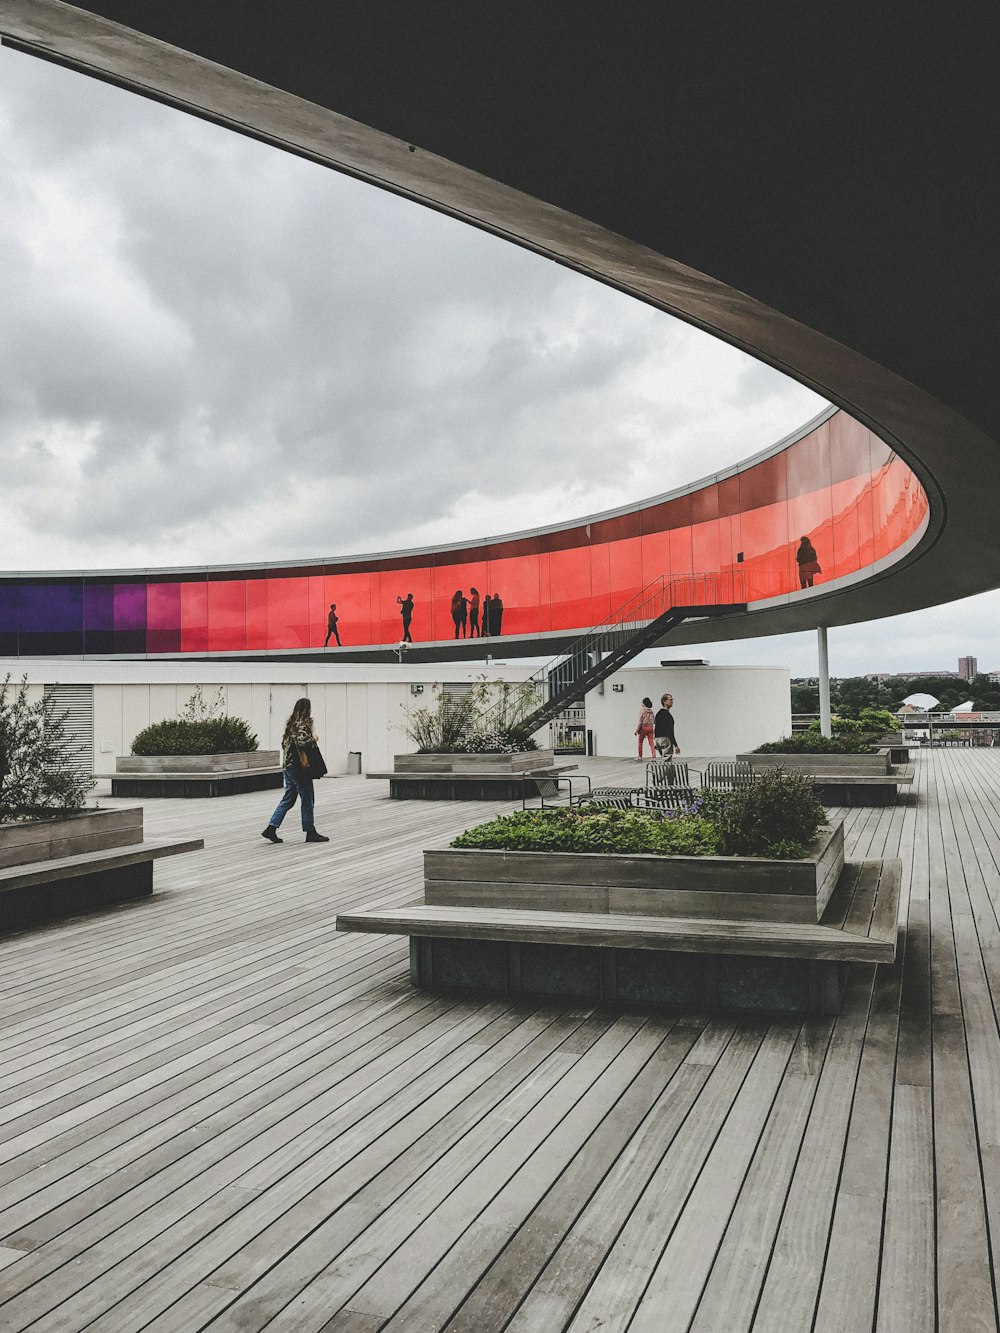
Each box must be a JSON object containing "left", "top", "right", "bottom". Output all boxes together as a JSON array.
[
  {"left": 0, "top": 586, "right": 19, "bottom": 634},
  {"left": 84, "top": 583, "right": 115, "bottom": 632},
  {"left": 114, "top": 584, "right": 147, "bottom": 631},
  {"left": 16, "top": 584, "right": 82, "bottom": 633}
]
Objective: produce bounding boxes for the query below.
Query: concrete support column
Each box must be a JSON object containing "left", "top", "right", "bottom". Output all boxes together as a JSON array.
[{"left": 818, "top": 626, "right": 832, "bottom": 737}]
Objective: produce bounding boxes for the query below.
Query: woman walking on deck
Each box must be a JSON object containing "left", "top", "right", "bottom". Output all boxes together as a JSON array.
[{"left": 261, "top": 698, "right": 329, "bottom": 844}]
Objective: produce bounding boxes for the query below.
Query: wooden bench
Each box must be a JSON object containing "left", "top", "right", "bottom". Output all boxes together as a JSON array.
[
  {"left": 337, "top": 858, "right": 901, "bottom": 1017},
  {"left": 809, "top": 763, "right": 915, "bottom": 806},
  {"left": 367, "top": 765, "right": 579, "bottom": 802},
  {"left": 1, "top": 836, "right": 204, "bottom": 933},
  {"left": 111, "top": 766, "right": 284, "bottom": 798}
]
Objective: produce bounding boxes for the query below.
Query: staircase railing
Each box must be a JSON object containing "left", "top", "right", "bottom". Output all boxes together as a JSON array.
[{"left": 486, "top": 570, "right": 747, "bottom": 739}]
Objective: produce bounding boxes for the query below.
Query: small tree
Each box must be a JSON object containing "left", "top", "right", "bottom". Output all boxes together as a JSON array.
[
  {"left": 0, "top": 674, "right": 93, "bottom": 823},
  {"left": 181, "top": 685, "right": 226, "bottom": 723}
]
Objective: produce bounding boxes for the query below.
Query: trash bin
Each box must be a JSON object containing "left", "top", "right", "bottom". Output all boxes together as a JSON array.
[{"left": 347, "top": 751, "right": 362, "bottom": 775}]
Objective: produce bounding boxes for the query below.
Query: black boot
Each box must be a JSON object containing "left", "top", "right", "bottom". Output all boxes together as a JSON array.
[
  {"left": 305, "top": 829, "right": 330, "bottom": 843},
  {"left": 261, "top": 826, "right": 282, "bottom": 844}
]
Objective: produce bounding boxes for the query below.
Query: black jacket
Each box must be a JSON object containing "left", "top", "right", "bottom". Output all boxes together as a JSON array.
[{"left": 653, "top": 708, "right": 677, "bottom": 746}]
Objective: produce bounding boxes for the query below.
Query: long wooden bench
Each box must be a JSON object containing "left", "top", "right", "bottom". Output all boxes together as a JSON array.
[
  {"left": 367, "top": 765, "right": 578, "bottom": 801},
  {"left": 1, "top": 837, "right": 204, "bottom": 932},
  {"left": 337, "top": 858, "right": 902, "bottom": 1016},
  {"left": 809, "top": 763, "right": 915, "bottom": 806}
]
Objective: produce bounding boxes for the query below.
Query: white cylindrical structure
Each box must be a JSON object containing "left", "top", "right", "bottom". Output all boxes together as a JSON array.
[{"left": 818, "top": 626, "right": 832, "bottom": 737}]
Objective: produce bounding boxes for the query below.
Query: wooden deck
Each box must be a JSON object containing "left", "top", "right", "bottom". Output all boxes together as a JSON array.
[{"left": 0, "top": 749, "right": 998, "bottom": 1330}]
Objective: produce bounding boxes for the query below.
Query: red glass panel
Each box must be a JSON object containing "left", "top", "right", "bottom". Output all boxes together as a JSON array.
[
  {"left": 207, "top": 580, "right": 247, "bottom": 652},
  {"left": 376, "top": 565, "right": 434, "bottom": 643},
  {"left": 267, "top": 577, "right": 311, "bottom": 649},
  {"left": 485, "top": 551, "right": 544, "bottom": 637},
  {"left": 323, "top": 571, "right": 374, "bottom": 647},
  {"left": 638, "top": 524, "right": 670, "bottom": 589},
  {"left": 246, "top": 578, "right": 268, "bottom": 650},
  {"left": 180, "top": 581, "right": 209, "bottom": 653},
  {"left": 590, "top": 540, "right": 612, "bottom": 623},
  {"left": 737, "top": 450, "right": 788, "bottom": 512},
  {"left": 429, "top": 557, "right": 492, "bottom": 644},
  {"left": 608, "top": 536, "right": 643, "bottom": 608}
]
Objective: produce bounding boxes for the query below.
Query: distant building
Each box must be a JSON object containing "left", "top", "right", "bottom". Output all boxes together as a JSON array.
[{"left": 959, "top": 655, "right": 978, "bottom": 682}]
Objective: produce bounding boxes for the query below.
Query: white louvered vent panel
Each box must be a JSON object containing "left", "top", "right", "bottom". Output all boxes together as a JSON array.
[{"left": 44, "top": 684, "right": 94, "bottom": 774}]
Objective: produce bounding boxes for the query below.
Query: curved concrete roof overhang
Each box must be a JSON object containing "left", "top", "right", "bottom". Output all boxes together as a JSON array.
[{"left": 1, "top": 2, "right": 997, "bottom": 652}]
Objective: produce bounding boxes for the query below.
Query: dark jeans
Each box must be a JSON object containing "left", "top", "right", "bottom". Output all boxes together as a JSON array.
[{"left": 268, "top": 768, "right": 316, "bottom": 831}]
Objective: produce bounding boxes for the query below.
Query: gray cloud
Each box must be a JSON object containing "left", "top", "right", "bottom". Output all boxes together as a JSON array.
[{"left": 0, "top": 45, "right": 827, "bottom": 574}]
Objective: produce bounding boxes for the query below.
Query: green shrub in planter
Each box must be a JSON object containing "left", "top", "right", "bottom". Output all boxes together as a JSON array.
[
  {"left": 753, "top": 733, "right": 877, "bottom": 755},
  {"left": 451, "top": 807, "right": 722, "bottom": 856},
  {"left": 453, "top": 768, "right": 827, "bottom": 861},
  {"left": 701, "top": 768, "right": 827, "bottom": 858},
  {"left": 131, "top": 716, "right": 258, "bottom": 756}
]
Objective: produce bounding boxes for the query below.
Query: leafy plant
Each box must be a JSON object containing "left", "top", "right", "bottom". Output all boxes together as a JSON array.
[
  {"left": 0, "top": 674, "right": 94, "bottom": 822},
  {"left": 131, "top": 688, "right": 258, "bottom": 756},
  {"left": 451, "top": 807, "right": 722, "bottom": 855},
  {"left": 700, "top": 767, "right": 827, "bottom": 858},
  {"left": 754, "top": 732, "right": 876, "bottom": 755},
  {"left": 453, "top": 768, "right": 827, "bottom": 861},
  {"left": 400, "top": 678, "right": 542, "bottom": 754},
  {"left": 131, "top": 716, "right": 258, "bottom": 756}
]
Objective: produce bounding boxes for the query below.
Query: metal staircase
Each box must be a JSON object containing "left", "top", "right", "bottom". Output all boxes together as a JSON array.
[{"left": 505, "top": 573, "right": 747, "bottom": 738}]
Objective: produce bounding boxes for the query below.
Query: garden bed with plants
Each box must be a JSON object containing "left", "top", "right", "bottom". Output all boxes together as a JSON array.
[
  {"left": 338, "top": 766, "right": 896, "bottom": 1015},
  {"left": 1, "top": 674, "right": 202, "bottom": 930},
  {"left": 433, "top": 769, "right": 843, "bottom": 924},
  {"left": 112, "top": 689, "right": 281, "bottom": 798},
  {"left": 382, "top": 680, "right": 560, "bottom": 795}
]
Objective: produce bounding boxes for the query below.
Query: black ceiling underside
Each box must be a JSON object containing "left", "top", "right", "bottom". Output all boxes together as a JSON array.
[{"left": 56, "top": 3, "right": 1000, "bottom": 443}]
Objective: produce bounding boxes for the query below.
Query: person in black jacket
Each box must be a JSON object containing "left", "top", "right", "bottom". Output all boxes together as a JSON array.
[
  {"left": 653, "top": 692, "right": 680, "bottom": 759},
  {"left": 397, "top": 593, "right": 414, "bottom": 642}
]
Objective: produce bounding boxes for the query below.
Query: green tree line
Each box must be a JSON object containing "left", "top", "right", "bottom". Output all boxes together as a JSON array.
[{"left": 791, "top": 674, "right": 1000, "bottom": 716}]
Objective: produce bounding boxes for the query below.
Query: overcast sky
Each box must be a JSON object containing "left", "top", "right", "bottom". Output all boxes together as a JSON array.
[{"left": 1, "top": 44, "right": 996, "bottom": 677}]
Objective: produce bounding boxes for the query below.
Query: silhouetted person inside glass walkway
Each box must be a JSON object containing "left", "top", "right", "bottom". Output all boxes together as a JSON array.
[
  {"left": 451, "top": 589, "right": 468, "bottom": 638},
  {"left": 324, "top": 603, "right": 341, "bottom": 647},
  {"left": 796, "top": 536, "right": 821, "bottom": 589},
  {"left": 397, "top": 593, "right": 414, "bottom": 642}
]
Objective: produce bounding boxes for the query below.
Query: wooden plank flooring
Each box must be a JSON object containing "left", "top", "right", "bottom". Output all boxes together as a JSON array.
[{"left": 2, "top": 751, "right": 1000, "bottom": 1329}]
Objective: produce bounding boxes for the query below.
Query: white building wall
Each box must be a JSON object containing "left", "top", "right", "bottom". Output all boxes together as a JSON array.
[
  {"left": 585, "top": 664, "right": 790, "bottom": 759},
  {"left": 4, "top": 657, "right": 790, "bottom": 771},
  {"left": 2, "top": 659, "right": 547, "bottom": 776}
]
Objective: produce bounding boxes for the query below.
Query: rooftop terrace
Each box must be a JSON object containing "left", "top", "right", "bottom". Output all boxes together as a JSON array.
[{"left": 0, "top": 749, "right": 996, "bottom": 1330}]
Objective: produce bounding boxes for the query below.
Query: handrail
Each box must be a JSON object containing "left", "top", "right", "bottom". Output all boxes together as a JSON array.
[{"left": 483, "top": 570, "right": 747, "bottom": 737}]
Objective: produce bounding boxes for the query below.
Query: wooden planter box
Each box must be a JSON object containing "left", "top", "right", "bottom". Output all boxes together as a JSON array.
[
  {"left": 738, "top": 751, "right": 890, "bottom": 775},
  {"left": 112, "top": 751, "right": 283, "bottom": 798},
  {"left": 394, "top": 749, "right": 555, "bottom": 774},
  {"left": 425, "top": 821, "right": 844, "bottom": 925},
  {"left": 116, "top": 751, "right": 280, "bottom": 773},
  {"left": 0, "top": 806, "right": 143, "bottom": 871}
]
